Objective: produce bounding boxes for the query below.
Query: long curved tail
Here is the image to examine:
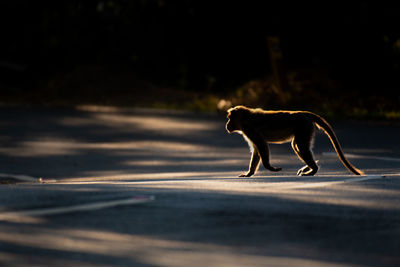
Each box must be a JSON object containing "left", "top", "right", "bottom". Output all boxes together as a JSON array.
[{"left": 304, "top": 112, "right": 364, "bottom": 175}]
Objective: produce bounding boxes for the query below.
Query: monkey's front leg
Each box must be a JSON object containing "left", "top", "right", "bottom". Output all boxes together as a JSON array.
[
  {"left": 239, "top": 148, "right": 261, "bottom": 177},
  {"left": 252, "top": 137, "right": 282, "bottom": 173}
]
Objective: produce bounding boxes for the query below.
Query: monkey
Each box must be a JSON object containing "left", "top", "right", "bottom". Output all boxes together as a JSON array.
[{"left": 225, "top": 105, "right": 364, "bottom": 177}]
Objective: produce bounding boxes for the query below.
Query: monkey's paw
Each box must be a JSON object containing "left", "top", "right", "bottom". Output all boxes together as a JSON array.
[
  {"left": 297, "top": 166, "right": 310, "bottom": 176},
  {"left": 268, "top": 166, "right": 282, "bottom": 172},
  {"left": 239, "top": 173, "right": 253, "bottom": 177},
  {"left": 297, "top": 166, "right": 317, "bottom": 176}
]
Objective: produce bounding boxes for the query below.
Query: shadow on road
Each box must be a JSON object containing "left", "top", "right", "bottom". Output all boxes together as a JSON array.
[
  {"left": 1, "top": 106, "right": 400, "bottom": 266},
  {"left": 0, "top": 180, "right": 400, "bottom": 266}
]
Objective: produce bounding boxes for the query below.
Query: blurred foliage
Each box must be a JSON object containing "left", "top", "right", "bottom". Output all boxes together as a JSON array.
[
  {"left": 223, "top": 68, "right": 400, "bottom": 119},
  {"left": 0, "top": 1, "right": 399, "bottom": 119}
]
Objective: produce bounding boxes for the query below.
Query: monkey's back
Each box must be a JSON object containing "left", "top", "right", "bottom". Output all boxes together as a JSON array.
[{"left": 247, "top": 110, "right": 315, "bottom": 143}]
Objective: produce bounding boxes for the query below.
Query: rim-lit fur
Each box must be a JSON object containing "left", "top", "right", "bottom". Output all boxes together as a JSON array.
[{"left": 225, "top": 105, "right": 364, "bottom": 177}]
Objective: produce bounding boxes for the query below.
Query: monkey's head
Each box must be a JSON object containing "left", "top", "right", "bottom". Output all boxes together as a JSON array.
[{"left": 226, "top": 106, "right": 248, "bottom": 133}]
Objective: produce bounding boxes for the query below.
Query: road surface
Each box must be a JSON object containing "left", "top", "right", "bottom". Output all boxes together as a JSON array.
[{"left": 0, "top": 106, "right": 399, "bottom": 266}]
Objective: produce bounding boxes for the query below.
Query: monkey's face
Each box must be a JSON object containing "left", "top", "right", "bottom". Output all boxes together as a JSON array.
[{"left": 226, "top": 111, "right": 241, "bottom": 133}]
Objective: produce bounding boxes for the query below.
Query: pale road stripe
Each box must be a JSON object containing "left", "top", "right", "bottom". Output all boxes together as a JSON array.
[
  {"left": 323, "top": 152, "right": 400, "bottom": 162},
  {"left": 56, "top": 175, "right": 385, "bottom": 190},
  {"left": 0, "top": 196, "right": 155, "bottom": 221},
  {"left": 0, "top": 173, "right": 40, "bottom": 182}
]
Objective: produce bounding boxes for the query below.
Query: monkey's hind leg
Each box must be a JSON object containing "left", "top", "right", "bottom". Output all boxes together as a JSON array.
[{"left": 291, "top": 139, "right": 319, "bottom": 176}]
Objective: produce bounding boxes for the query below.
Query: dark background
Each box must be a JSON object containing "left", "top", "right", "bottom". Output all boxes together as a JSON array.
[{"left": 0, "top": 1, "right": 399, "bottom": 117}]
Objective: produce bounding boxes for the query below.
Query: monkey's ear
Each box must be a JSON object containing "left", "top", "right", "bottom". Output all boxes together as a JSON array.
[{"left": 227, "top": 107, "right": 238, "bottom": 114}]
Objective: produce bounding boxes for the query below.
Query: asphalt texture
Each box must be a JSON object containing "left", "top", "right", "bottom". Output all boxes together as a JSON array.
[{"left": 0, "top": 106, "right": 399, "bottom": 267}]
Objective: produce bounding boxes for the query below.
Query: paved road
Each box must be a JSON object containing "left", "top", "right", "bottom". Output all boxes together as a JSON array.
[{"left": 0, "top": 106, "right": 399, "bottom": 266}]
